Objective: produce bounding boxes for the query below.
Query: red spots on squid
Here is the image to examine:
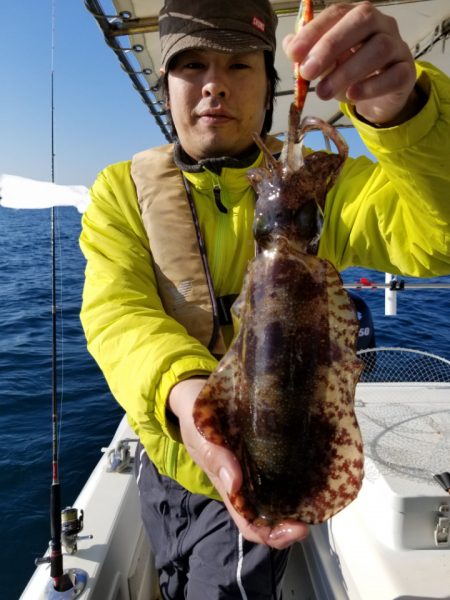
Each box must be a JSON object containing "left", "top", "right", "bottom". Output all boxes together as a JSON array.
[
  {"left": 337, "top": 483, "right": 354, "bottom": 503},
  {"left": 345, "top": 471, "right": 362, "bottom": 490},
  {"left": 352, "top": 458, "right": 364, "bottom": 470}
]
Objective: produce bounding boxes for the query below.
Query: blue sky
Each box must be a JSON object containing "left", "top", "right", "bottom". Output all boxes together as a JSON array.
[
  {"left": 1, "top": 1, "right": 371, "bottom": 188},
  {"left": 2, "top": 1, "right": 167, "bottom": 186}
]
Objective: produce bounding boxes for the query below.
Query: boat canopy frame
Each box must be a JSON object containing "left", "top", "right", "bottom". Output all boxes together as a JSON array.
[{"left": 84, "top": 0, "right": 450, "bottom": 141}]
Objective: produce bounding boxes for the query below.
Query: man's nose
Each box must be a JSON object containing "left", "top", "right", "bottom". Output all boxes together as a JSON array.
[{"left": 202, "top": 70, "right": 228, "bottom": 98}]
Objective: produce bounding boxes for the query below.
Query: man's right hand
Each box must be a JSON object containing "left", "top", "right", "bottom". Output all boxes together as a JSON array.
[{"left": 168, "top": 378, "right": 310, "bottom": 549}]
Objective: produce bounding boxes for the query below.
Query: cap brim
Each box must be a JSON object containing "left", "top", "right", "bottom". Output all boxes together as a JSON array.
[{"left": 161, "top": 29, "right": 273, "bottom": 70}]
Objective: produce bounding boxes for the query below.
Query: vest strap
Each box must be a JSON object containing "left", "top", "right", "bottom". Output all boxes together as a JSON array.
[
  {"left": 181, "top": 175, "right": 222, "bottom": 352},
  {"left": 131, "top": 138, "right": 283, "bottom": 356},
  {"left": 131, "top": 144, "right": 226, "bottom": 356},
  {"left": 217, "top": 294, "right": 238, "bottom": 326}
]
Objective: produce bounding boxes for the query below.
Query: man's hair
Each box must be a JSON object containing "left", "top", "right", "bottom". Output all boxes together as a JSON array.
[{"left": 159, "top": 51, "right": 279, "bottom": 142}]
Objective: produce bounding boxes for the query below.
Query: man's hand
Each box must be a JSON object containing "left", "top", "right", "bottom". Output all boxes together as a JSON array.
[
  {"left": 283, "top": 1, "right": 418, "bottom": 126},
  {"left": 168, "top": 378, "right": 309, "bottom": 549}
]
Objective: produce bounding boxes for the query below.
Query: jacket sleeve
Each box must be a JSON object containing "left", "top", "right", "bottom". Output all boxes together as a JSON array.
[
  {"left": 79, "top": 161, "right": 218, "bottom": 441},
  {"left": 319, "top": 62, "right": 450, "bottom": 277}
]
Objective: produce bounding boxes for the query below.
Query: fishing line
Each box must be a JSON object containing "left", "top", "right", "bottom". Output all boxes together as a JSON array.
[
  {"left": 51, "top": 0, "right": 64, "bottom": 453},
  {"left": 50, "top": 0, "right": 60, "bottom": 481},
  {"left": 50, "top": 0, "right": 67, "bottom": 460},
  {"left": 57, "top": 210, "right": 65, "bottom": 450},
  {"left": 51, "top": 0, "right": 55, "bottom": 183}
]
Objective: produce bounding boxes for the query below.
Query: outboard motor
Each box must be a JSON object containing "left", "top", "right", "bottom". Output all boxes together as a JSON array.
[{"left": 347, "top": 290, "right": 376, "bottom": 352}]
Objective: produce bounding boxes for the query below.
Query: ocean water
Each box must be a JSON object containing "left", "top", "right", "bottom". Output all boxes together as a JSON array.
[
  {"left": 1, "top": 208, "right": 449, "bottom": 599},
  {"left": 0, "top": 208, "right": 123, "bottom": 600}
]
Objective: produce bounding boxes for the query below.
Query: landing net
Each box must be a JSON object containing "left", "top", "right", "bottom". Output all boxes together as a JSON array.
[{"left": 357, "top": 347, "right": 450, "bottom": 383}]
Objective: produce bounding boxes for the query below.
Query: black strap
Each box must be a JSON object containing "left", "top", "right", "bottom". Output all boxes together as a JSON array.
[
  {"left": 217, "top": 294, "right": 238, "bottom": 326},
  {"left": 182, "top": 175, "right": 221, "bottom": 352}
]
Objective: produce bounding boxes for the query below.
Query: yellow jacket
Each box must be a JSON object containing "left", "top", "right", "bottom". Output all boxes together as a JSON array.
[{"left": 80, "top": 62, "right": 450, "bottom": 499}]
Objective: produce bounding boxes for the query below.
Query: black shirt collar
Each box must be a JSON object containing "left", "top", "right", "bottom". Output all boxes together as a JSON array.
[{"left": 173, "top": 142, "right": 261, "bottom": 174}]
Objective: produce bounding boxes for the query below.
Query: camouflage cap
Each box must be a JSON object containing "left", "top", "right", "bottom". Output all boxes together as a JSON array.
[{"left": 159, "top": 0, "right": 278, "bottom": 70}]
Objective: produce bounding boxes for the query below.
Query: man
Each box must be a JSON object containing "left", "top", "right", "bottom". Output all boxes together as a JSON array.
[{"left": 80, "top": 1, "right": 450, "bottom": 598}]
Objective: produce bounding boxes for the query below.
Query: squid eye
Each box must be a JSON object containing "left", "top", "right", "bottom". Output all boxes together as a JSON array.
[
  {"left": 294, "top": 200, "right": 322, "bottom": 239},
  {"left": 253, "top": 212, "right": 272, "bottom": 241}
]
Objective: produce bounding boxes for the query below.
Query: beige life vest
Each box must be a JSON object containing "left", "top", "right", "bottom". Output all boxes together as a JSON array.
[{"left": 131, "top": 138, "right": 282, "bottom": 356}]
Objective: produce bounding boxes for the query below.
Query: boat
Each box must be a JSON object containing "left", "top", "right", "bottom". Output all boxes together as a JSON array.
[
  {"left": 20, "top": 347, "right": 450, "bottom": 599},
  {"left": 19, "top": 1, "right": 450, "bottom": 598}
]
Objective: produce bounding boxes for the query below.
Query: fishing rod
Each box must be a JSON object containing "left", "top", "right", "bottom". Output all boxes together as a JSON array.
[
  {"left": 34, "top": 2, "right": 87, "bottom": 596},
  {"left": 48, "top": 0, "right": 67, "bottom": 587}
]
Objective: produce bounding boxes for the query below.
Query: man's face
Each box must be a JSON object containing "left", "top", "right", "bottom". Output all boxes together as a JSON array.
[{"left": 166, "top": 49, "right": 269, "bottom": 161}]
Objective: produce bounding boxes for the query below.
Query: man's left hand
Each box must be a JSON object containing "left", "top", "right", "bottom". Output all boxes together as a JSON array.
[{"left": 282, "top": 1, "right": 418, "bottom": 126}]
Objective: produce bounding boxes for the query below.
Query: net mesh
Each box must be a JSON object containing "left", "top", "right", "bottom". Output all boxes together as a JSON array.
[{"left": 357, "top": 347, "right": 450, "bottom": 383}]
